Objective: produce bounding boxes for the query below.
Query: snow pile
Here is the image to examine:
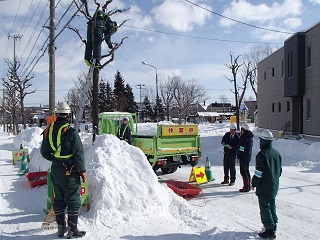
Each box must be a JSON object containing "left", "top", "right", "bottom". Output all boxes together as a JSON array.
[
  {"left": 83, "top": 134, "right": 204, "bottom": 230},
  {"left": 13, "top": 127, "right": 43, "bottom": 149}
]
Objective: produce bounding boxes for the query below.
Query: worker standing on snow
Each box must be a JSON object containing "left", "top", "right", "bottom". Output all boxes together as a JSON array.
[
  {"left": 220, "top": 123, "right": 239, "bottom": 186},
  {"left": 236, "top": 122, "right": 254, "bottom": 192},
  {"left": 251, "top": 130, "right": 282, "bottom": 239},
  {"left": 40, "top": 102, "right": 86, "bottom": 239},
  {"left": 84, "top": 9, "right": 117, "bottom": 68},
  {"left": 117, "top": 117, "right": 132, "bottom": 144}
]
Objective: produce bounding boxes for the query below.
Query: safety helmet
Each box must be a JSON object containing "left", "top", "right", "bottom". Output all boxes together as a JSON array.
[
  {"left": 241, "top": 122, "right": 250, "bottom": 131},
  {"left": 260, "top": 130, "right": 274, "bottom": 140},
  {"left": 56, "top": 102, "right": 71, "bottom": 114},
  {"left": 229, "top": 123, "right": 236, "bottom": 130}
]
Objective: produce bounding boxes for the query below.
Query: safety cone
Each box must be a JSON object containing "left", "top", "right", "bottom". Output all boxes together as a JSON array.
[
  {"left": 18, "top": 151, "right": 29, "bottom": 175},
  {"left": 205, "top": 157, "right": 215, "bottom": 182}
]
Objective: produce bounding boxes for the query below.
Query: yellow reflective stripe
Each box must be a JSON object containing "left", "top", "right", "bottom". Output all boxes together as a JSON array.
[
  {"left": 53, "top": 123, "right": 70, "bottom": 158},
  {"left": 49, "top": 122, "right": 56, "bottom": 151},
  {"left": 119, "top": 125, "right": 128, "bottom": 141},
  {"left": 48, "top": 122, "right": 73, "bottom": 159}
]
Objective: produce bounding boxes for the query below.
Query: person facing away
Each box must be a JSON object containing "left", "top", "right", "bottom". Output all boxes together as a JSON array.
[
  {"left": 236, "top": 122, "right": 254, "bottom": 192},
  {"left": 84, "top": 9, "right": 117, "bottom": 68},
  {"left": 40, "top": 102, "right": 86, "bottom": 239},
  {"left": 220, "top": 123, "right": 240, "bottom": 186},
  {"left": 117, "top": 117, "right": 132, "bottom": 144},
  {"left": 251, "top": 130, "right": 282, "bottom": 239}
]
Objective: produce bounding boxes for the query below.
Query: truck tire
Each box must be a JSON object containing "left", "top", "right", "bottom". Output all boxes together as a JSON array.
[{"left": 161, "top": 167, "right": 173, "bottom": 174}]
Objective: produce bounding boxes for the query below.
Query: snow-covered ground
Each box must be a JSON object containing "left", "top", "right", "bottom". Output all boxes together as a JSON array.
[{"left": 0, "top": 122, "right": 319, "bottom": 239}]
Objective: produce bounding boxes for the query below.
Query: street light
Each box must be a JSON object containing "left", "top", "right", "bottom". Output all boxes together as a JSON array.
[{"left": 142, "top": 61, "right": 159, "bottom": 122}]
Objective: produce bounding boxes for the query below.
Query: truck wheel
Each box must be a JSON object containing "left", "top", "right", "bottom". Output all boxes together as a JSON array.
[
  {"left": 161, "top": 167, "right": 173, "bottom": 174},
  {"left": 170, "top": 166, "right": 178, "bottom": 173}
]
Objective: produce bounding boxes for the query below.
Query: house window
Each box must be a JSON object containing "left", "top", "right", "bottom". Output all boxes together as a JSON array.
[
  {"left": 281, "top": 59, "right": 284, "bottom": 78},
  {"left": 278, "top": 102, "right": 281, "bottom": 112},
  {"left": 307, "top": 98, "right": 311, "bottom": 120},
  {"left": 272, "top": 103, "right": 275, "bottom": 113},
  {"left": 272, "top": 67, "right": 275, "bottom": 77},
  {"left": 264, "top": 70, "right": 266, "bottom": 80},
  {"left": 287, "top": 101, "right": 290, "bottom": 112},
  {"left": 307, "top": 46, "right": 311, "bottom": 68}
]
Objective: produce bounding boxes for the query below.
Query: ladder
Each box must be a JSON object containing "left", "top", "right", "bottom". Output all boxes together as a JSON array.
[{"left": 74, "top": 59, "right": 96, "bottom": 132}]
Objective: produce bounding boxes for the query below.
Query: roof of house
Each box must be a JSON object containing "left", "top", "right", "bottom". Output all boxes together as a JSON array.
[{"left": 196, "top": 112, "right": 220, "bottom": 117}]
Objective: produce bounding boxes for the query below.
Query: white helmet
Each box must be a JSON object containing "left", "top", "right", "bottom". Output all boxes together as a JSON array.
[
  {"left": 56, "top": 102, "right": 71, "bottom": 114},
  {"left": 229, "top": 123, "right": 236, "bottom": 130},
  {"left": 241, "top": 122, "right": 250, "bottom": 131},
  {"left": 260, "top": 130, "right": 274, "bottom": 140}
]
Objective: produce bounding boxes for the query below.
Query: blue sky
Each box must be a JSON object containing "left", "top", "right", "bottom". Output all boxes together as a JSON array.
[{"left": 1, "top": 0, "right": 320, "bottom": 107}]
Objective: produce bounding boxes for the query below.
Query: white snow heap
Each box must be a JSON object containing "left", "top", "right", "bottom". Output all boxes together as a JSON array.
[{"left": 83, "top": 134, "right": 204, "bottom": 227}]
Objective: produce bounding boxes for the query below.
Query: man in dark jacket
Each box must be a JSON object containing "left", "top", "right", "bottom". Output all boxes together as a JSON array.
[
  {"left": 221, "top": 123, "right": 239, "bottom": 186},
  {"left": 117, "top": 117, "right": 132, "bottom": 144},
  {"left": 236, "top": 122, "right": 254, "bottom": 192},
  {"left": 40, "top": 102, "right": 86, "bottom": 239},
  {"left": 84, "top": 10, "right": 117, "bottom": 67},
  {"left": 252, "top": 130, "right": 282, "bottom": 239}
]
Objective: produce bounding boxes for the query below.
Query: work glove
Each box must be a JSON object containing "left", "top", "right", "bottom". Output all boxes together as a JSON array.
[{"left": 81, "top": 171, "right": 87, "bottom": 183}]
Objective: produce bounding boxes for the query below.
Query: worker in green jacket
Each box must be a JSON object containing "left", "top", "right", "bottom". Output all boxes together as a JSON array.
[
  {"left": 251, "top": 130, "right": 282, "bottom": 239},
  {"left": 40, "top": 102, "right": 86, "bottom": 239},
  {"left": 84, "top": 10, "right": 117, "bottom": 68}
]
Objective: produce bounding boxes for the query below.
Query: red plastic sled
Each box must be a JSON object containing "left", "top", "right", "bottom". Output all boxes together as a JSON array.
[
  {"left": 25, "top": 171, "right": 48, "bottom": 188},
  {"left": 166, "top": 180, "right": 201, "bottom": 197}
]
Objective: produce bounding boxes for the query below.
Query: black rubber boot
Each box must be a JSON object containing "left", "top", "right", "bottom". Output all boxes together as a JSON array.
[
  {"left": 258, "top": 229, "right": 276, "bottom": 239},
  {"left": 55, "top": 211, "right": 66, "bottom": 238},
  {"left": 67, "top": 214, "right": 86, "bottom": 239}
]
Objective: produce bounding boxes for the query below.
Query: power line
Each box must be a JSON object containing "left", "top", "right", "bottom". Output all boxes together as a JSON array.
[
  {"left": 184, "top": 0, "right": 295, "bottom": 35},
  {"left": 18, "top": 0, "right": 34, "bottom": 37},
  {"left": 124, "top": 25, "right": 282, "bottom": 45},
  {"left": 9, "top": 0, "right": 22, "bottom": 36}
]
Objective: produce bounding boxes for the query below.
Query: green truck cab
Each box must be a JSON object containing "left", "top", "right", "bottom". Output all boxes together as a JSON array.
[{"left": 98, "top": 112, "right": 201, "bottom": 174}]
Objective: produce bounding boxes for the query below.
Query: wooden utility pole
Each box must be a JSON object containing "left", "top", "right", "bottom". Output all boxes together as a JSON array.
[{"left": 49, "top": 0, "right": 56, "bottom": 115}]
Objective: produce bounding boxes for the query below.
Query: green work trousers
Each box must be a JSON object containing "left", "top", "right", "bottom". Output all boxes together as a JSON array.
[
  {"left": 84, "top": 23, "right": 104, "bottom": 63},
  {"left": 258, "top": 197, "right": 278, "bottom": 230},
  {"left": 51, "top": 166, "right": 81, "bottom": 214}
]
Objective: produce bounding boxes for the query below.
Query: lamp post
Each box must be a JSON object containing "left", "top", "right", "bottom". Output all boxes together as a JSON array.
[{"left": 142, "top": 61, "right": 159, "bottom": 122}]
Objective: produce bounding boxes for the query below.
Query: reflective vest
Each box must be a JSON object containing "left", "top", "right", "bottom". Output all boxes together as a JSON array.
[
  {"left": 48, "top": 122, "right": 73, "bottom": 159},
  {"left": 118, "top": 125, "right": 128, "bottom": 142}
]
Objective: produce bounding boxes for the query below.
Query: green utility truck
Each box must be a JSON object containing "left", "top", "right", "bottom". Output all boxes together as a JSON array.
[{"left": 98, "top": 112, "right": 201, "bottom": 174}]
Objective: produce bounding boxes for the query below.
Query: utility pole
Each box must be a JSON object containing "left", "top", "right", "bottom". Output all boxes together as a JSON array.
[
  {"left": 7, "top": 35, "right": 22, "bottom": 67},
  {"left": 7, "top": 34, "right": 22, "bottom": 135},
  {"left": 137, "top": 84, "right": 145, "bottom": 103},
  {"left": 49, "top": 0, "right": 56, "bottom": 116}
]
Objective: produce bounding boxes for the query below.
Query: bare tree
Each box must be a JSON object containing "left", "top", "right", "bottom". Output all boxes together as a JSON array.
[
  {"left": 219, "top": 95, "right": 229, "bottom": 115},
  {"left": 65, "top": 73, "right": 87, "bottom": 116},
  {"left": 171, "top": 76, "right": 208, "bottom": 123},
  {"left": 160, "top": 74, "right": 176, "bottom": 121},
  {"left": 243, "top": 44, "right": 274, "bottom": 100},
  {"left": 225, "top": 52, "right": 242, "bottom": 129},
  {"left": 3, "top": 59, "right": 35, "bottom": 132}
]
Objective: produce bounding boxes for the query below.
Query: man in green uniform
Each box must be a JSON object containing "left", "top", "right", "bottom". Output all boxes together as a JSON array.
[
  {"left": 251, "top": 130, "right": 282, "bottom": 239},
  {"left": 84, "top": 10, "right": 117, "bottom": 68},
  {"left": 41, "top": 102, "right": 86, "bottom": 239}
]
